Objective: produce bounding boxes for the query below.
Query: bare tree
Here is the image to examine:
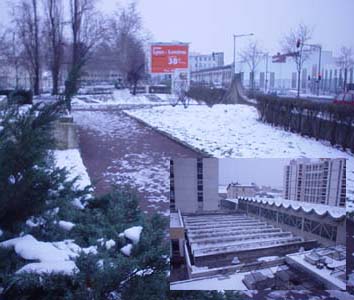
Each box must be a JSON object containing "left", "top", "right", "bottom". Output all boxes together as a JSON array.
[
  {"left": 281, "top": 23, "right": 313, "bottom": 98},
  {"left": 14, "top": 0, "right": 41, "bottom": 95},
  {"left": 110, "top": 2, "right": 146, "bottom": 94},
  {"left": 65, "top": 0, "right": 105, "bottom": 111},
  {"left": 239, "top": 40, "right": 264, "bottom": 95},
  {"left": 336, "top": 46, "right": 354, "bottom": 91},
  {"left": 43, "top": 0, "right": 65, "bottom": 95},
  {"left": 1, "top": 29, "right": 26, "bottom": 89}
]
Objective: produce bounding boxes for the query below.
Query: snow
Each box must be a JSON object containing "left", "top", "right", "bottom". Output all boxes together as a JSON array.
[
  {"left": 170, "top": 212, "right": 183, "bottom": 228},
  {"left": 58, "top": 220, "right": 75, "bottom": 231},
  {"left": 53, "top": 149, "right": 92, "bottom": 208},
  {"left": 120, "top": 244, "right": 133, "bottom": 256},
  {"left": 0, "top": 228, "right": 3, "bottom": 237},
  {"left": 17, "top": 261, "right": 78, "bottom": 275},
  {"left": 242, "top": 196, "right": 346, "bottom": 219},
  {"left": 105, "top": 239, "right": 116, "bottom": 250},
  {"left": 53, "top": 149, "right": 91, "bottom": 191},
  {"left": 72, "top": 89, "right": 169, "bottom": 107},
  {"left": 125, "top": 104, "right": 354, "bottom": 208},
  {"left": 25, "top": 216, "right": 45, "bottom": 228},
  {"left": 257, "top": 256, "right": 280, "bottom": 262},
  {"left": 0, "top": 235, "right": 97, "bottom": 275},
  {"left": 286, "top": 251, "right": 346, "bottom": 290},
  {"left": 123, "top": 226, "right": 142, "bottom": 244},
  {"left": 8, "top": 175, "right": 16, "bottom": 184},
  {"left": 72, "top": 111, "right": 170, "bottom": 210}
]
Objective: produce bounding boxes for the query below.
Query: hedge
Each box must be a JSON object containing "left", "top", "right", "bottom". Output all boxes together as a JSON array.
[
  {"left": 186, "top": 86, "right": 226, "bottom": 107},
  {"left": 256, "top": 94, "right": 354, "bottom": 153}
]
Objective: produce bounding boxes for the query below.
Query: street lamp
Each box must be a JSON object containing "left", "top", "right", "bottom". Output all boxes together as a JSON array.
[{"left": 233, "top": 33, "right": 254, "bottom": 74}]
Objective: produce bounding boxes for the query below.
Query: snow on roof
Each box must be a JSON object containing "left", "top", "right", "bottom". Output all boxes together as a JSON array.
[
  {"left": 170, "top": 212, "right": 183, "bottom": 228},
  {"left": 240, "top": 196, "right": 346, "bottom": 219},
  {"left": 286, "top": 250, "right": 346, "bottom": 290}
]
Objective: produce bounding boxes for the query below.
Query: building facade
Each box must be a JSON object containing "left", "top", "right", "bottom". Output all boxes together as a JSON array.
[
  {"left": 226, "top": 182, "right": 258, "bottom": 198},
  {"left": 170, "top": 158, "right": 219, "bottom": 213},
  {"left": 190, "top": 64, "right": 233, "bottom": 88},
  {"left": 283, "top": 158, "right": 346, "bottom": 207},
  {"left": 189, "top": 52, "right": 224, "bottom": 72},
  {"left": 237, "top": 50, "right": 354, "bottom": 94}
]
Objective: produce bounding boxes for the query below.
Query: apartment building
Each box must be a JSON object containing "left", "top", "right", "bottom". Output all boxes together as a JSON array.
[
  {"left": 189, "top": 52, "right": 224, "bottom": 72},
  {"left": 170, "top": 158, "right": 219, "bottom": 213},
  {"left": 283, "top": 158, "right": 346, "bottom": 207}
]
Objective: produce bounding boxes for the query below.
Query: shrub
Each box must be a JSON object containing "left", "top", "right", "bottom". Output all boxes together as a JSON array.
[
  {"left": 0, "top": 101, "right": 65, "bottom": 231},
  {"left": 256, "top": 94, "right": 354, "bottom": 152},
  {"left": 7, "top": 90, "right": 33, "bottom": 105},
  {"left": 186, "top": 86, "right": 226, "bottom": 107}
]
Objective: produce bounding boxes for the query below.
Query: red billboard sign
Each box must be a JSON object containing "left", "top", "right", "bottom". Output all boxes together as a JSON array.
[{"left": 151, "top": 44, "right": 189, "bottom": 73}]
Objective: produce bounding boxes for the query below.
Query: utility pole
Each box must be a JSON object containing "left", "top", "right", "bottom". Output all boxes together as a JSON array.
[{"left": 265, "top": 53, "right": 269, "bottom": 93}]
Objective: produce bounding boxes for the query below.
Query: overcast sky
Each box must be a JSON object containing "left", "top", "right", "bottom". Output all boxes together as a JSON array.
[
  {"left": 219, "top": 158, "right": 291, "bottom": 189},
  {"left": 1, "top": 0, "right": 353, "bottom": 64}
]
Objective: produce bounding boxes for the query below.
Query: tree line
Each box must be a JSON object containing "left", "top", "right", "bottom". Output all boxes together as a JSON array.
[{"left": 0, "top": 0, "right": 147, "bottom": 109}]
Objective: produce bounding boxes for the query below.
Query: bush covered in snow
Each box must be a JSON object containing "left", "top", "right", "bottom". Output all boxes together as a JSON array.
[
  {"left": 0, "top": 185, "right": 168, "bottom": 300},
  {"left": 0, "top": 101, "right": 70, "bottom": 231}
]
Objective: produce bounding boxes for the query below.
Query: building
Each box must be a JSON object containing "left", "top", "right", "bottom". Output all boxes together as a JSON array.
[
  {"left": 237, "top": 50, "right": 354, "bottom": 94},
  {"left": 170, "top": 158, "right": 219, "bottom": 213},
  {"left": 190, "top": 64, "right": 233, "bottom": 88},
  {"left": 189, "top": 52, "right": 224, "bottom": 72},
  {"left": 226, "top": 182, "right": 258, "bottom": 198},
  {"left": 283, "top": 158, "right": 346, "bottom": 207}
]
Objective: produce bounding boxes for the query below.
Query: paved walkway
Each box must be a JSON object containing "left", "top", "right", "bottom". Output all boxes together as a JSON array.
[{"left": 73, "top": 108, "right": 200, "bottom": 216}]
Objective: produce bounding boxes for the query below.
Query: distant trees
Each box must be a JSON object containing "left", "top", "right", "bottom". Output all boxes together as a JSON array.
[
  {"left": 14, "top": 0, "right": 42, "bottom": 95},
  {"left": 42, "top": 0, "right": 65, "bottom": 95},
  {"left": 336, "top": 46, "right": 354, "bottom": 92},
  {"left": 281, "top": 23, "right": 313, "bottom": 98},
  {"left": 110, "top": 2, "right": 147, "bottom": 95},
  {"left": 239, "top": 41, "right": 264, "bottom": 96}
]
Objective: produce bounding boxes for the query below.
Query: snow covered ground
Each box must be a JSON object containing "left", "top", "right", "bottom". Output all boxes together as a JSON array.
[
  {"left": 53, "top": 149, "right": 91, "bottom": 191},
  {"left": 124, "top": 104, "right": 354, "bottom": 209},
  {"left": 72, "top": 89, "right": 170, "bottom": 107},
  {"left": 72, "top": 110, "right": 171, "bottom": 215}
]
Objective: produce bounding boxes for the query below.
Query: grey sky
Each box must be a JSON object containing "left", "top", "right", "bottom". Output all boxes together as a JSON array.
[
  {"left": 219, "top": 158, "right": 291, "bottom": 189},
  {"left": 100, "top": 0, "right": 354, "bottom": 63},
  {"left": 1, "top": 0, "right": 353, "bottom": 63}
]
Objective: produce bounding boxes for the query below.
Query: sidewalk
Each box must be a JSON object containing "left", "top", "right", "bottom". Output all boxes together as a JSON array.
[{"left": 73, "top": 109, "right": 200, "bottom": 216}]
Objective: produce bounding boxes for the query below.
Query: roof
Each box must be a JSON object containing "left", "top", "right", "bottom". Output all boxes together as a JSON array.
[
  {"left": 170, "top": 211, "right": 184, "bottom": 228},
  {"left": 190, "top": 64, "right": 232, "bottom": 74},
  {"left": 239, "top": 196, "right": 346, "bottom": 220}
]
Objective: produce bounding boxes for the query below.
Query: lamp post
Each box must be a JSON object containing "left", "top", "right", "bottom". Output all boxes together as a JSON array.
[{"left": 233, "top": 33, "right": 254, "bottom": 74}]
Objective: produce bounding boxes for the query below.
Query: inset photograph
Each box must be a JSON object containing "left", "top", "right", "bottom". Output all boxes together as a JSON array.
[{"left": 170, "top": 158, "right": 347, "bottom": 291}]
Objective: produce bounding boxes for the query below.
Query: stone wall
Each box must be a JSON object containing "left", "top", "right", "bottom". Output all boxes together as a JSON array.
[{"left": 52, "top": 116, "right": 79, "bottom": 150}]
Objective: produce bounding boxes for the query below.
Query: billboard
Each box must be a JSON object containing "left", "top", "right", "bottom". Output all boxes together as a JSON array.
[{"left": 150, "top": 43, "right": 189, "bottom": 73}]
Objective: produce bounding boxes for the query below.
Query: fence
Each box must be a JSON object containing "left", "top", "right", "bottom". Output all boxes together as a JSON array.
[{"left": 255, "top": 95, "right": 354, "bottom": 153}]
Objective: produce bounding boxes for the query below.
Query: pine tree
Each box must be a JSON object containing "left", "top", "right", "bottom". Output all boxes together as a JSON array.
[{"left": 0, "top": 101, "right": 64, "bottom": 231}]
